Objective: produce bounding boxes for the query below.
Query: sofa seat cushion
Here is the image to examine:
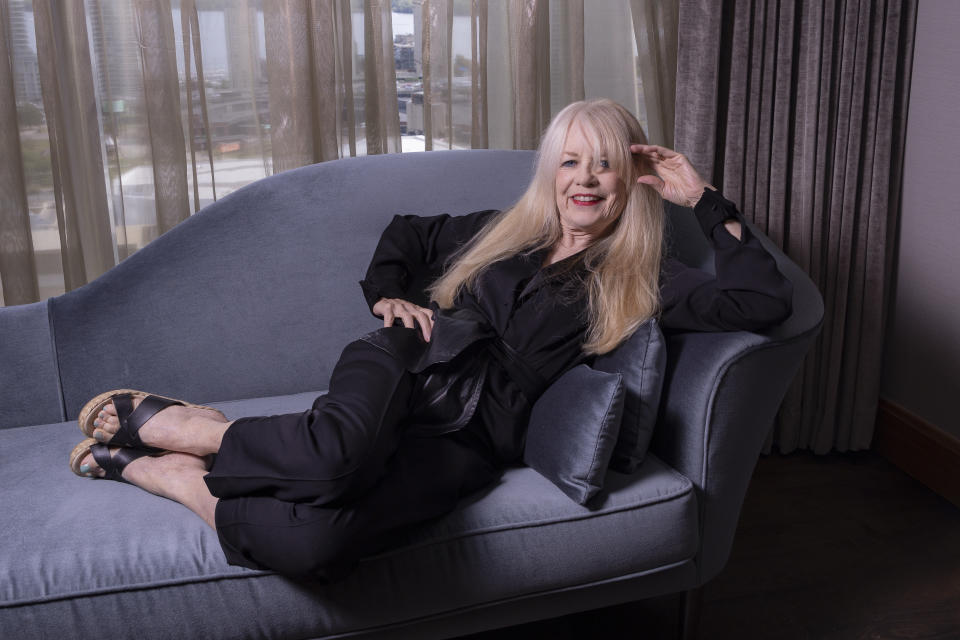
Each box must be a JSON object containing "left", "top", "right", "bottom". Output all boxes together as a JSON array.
[{"left": 1, "top": 391, "right": 698, "bottom": 639}]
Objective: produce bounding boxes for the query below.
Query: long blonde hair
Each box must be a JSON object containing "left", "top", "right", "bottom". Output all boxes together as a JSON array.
[{"left": 430, "top": 99, "right": 663, "bottom": 355}]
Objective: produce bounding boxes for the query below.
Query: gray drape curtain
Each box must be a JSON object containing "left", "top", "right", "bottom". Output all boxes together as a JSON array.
[
  {"left": 675, "top": 0, "right": 918, "bottom": 453},
  {"left": 0, "top": 0, "right": 38, "bottom": 305},
  {"left": 1, "top": 0, "right": 676, "bottom": 307}
]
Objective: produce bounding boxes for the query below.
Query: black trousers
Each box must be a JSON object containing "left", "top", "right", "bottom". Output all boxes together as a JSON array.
[{"left": 204, "top": 340, "right": 498, "bottom": 580}]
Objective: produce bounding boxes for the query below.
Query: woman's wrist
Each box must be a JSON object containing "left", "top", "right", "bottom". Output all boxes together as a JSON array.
[{"left": 689, "top": 184, "right": 717, "bottom": 208}]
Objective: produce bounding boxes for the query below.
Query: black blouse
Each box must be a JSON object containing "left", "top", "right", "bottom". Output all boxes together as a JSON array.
[{"left": 358, "top": 189, "right": 793, "bottom": 462}]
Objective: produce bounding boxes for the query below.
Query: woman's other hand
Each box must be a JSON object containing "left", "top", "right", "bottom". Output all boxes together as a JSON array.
[
  {"left": 631, "top": 144, "right": 715, "bottom": 208},
  {"left": 372, "top": 298, "right": 435, "bottom": 342},
  {"left": 631, "top": 144, "right": 742, "bottom": 240}
]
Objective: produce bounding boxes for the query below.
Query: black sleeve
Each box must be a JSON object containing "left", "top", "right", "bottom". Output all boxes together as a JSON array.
[
  {"left": 660, "top": 189, "right": 793, "bottom": 332},
  {"left": 359, "top": 209, "right": 499, "bottom": 312}
]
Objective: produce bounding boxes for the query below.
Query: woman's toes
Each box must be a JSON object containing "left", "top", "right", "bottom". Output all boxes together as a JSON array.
[
  {"left": 93, "top": 423, "right": 117, "bottom": 442},
  {"left": 78, "top": 453, "right": 105, "bottom": 478},
  {"left": 103, "top": 403, "right": 118, "bottom": 417}
]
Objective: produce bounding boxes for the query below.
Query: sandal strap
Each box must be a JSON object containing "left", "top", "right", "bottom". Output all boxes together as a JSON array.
[
  {"left": 112, "top": 393, "right": 182, "bottom": 451},
  {"left": 111, "top": 394, "right": 134, "bottom": 444},
  {"left": 90, "top": 443, "right": 155, "bottom": 483}
]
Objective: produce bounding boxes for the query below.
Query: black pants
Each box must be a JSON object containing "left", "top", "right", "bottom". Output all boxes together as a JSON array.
[{"left": 204, "top": 340, "right": 498, "bottom": 580}]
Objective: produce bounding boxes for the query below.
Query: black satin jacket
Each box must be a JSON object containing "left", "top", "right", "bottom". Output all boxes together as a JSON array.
[{"left": 358, "top": 190, "right": 793, "bottom": 463}]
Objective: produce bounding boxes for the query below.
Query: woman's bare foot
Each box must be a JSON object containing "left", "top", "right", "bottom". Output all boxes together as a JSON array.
[
  {"left": 78, "top": 446, "right": 219, "bottom": 529},
  {"left": 91, "top": 396, "right": 232, "bottom": 456}
]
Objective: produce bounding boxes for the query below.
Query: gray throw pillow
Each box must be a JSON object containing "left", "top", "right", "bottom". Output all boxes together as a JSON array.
[
  {"left": 593, "top": 318, "right": 667, "bottom": 473},
  {"left": 524, "top": 365, "right": 625, "bottom": 505}
]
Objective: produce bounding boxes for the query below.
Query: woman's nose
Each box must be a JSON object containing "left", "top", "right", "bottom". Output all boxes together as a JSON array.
[{"left": 576, "top": 164, "right": 598, "bottom": 186}]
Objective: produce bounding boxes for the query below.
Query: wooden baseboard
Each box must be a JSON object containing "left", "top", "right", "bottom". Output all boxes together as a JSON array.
[{"left": 873, "top": 399, "right": 960, "bottom": 508}]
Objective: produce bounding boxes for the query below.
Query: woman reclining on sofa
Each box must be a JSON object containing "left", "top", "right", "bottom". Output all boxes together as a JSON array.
[{"left": 68, "top": 98, "right": 792, "bottom": 580}]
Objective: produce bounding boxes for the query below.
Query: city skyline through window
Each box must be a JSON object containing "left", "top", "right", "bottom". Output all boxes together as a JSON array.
[{"left": 4, "top": 0, "right": 649, "bottom": 306}]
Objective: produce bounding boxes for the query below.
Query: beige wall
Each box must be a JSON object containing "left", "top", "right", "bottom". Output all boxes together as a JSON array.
[{"left": 881, "top": 0, "right": 960, "bottom": 438}]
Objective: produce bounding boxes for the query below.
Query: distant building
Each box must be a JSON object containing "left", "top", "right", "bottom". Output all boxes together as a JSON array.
[
  {"left": 7, "top": 0, "right": 42, "bottom": 104},
  {"left": 87, "top": 0, "right": 142, "bottom": 103},
  {"left": 394, "top": 34, "right": 415, "bottom": 72}
]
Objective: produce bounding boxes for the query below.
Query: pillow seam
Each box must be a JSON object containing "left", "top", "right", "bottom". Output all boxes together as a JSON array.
[
  {"left": 584, "top": 374, "right": 622, "bottom": 488},
  {"left": 632, "top": 323, "right": 655, "bottom": 458},
  {"left": 615, "top": 322, "right": 655, "bottom": 461}
]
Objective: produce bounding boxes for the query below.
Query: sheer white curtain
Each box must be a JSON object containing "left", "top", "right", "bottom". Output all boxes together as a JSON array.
[{"left": 0, "top": 0, "right": 678, "bottom": 306}]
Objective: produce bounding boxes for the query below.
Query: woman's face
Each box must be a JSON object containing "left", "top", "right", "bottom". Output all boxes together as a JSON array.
[{"left": 554, "top": 122, "right": 627, "bottom": 239}]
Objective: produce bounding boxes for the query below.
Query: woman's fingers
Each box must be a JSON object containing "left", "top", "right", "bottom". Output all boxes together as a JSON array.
[
  {"left": 373, "top": 298, "right": 434, "bottom": 342},
  {"left": 414, "top": 307, "right": 434, "bottom": 342},
  {"left": 630, "top": 144, "right": 711, "bottom": 207},
  {"left": 399, "top": 310, "right": 416, "bottom": 330},
  {"left": 630, "top": 143, "right": 677, "bottom": 160},
  {"left": 636, "top": 174, "right": 664, "bottom": 190},
  {"left": 400, "top": 303, "right": 433, "bottom": 342},
  {"left": 377, "top": 301, "right": 396, "bottom": 328}
]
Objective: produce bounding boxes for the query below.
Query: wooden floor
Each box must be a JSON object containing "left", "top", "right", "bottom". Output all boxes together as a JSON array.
[
  {"left": 462, "top": 450, "right": 960, "bottom": 639},
  {"left": 695, "top": 450, "right": 960, "bottom": 639}
]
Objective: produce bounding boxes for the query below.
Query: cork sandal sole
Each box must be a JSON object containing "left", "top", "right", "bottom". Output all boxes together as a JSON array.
[{"left": 78, "top": 388, "right": 221, "bottom": 441}]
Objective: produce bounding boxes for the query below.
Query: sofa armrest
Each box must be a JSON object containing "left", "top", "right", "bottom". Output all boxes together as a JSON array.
[
  {"left": 650, "top": 330, "right": 815, "bottom": 584},
  {"left": 0, "top": 301, "right": 64, "bottom": 429},
  {"left": 650, "top": 218, "right": 823, "bottom": 585}
]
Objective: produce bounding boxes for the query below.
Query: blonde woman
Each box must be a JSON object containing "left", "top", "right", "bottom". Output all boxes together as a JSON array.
[{"left": 69, "top": 99, "right": 792, "bottom": 579}]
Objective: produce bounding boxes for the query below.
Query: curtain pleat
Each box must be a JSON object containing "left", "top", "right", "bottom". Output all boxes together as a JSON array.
[
  {"left": 421, "top": 0, "right": 432, "bottom": 149},
  {"left": 133, "top": 0, "right": 189, "bottom": 234},
  {"left": 241, "top": 0, "right": 272, "bottom": 175},
  {"left": 180, "top": 0, "right": 216, "bottom": 212},
  {"left": 421, "top": 0, "right": 493, "bottom": 150},
  {"left": 629, "top": 0, "right": 678, "bottom": 147},
  {"left": 675, "top": 0, "right": 918, "bottom": 454},
  {"left": 33, "top": 0, "right": 114, "bottom": 288},
  {"left": 264, "top": 0, "right": 317, "bottom": 172},
  {"left": 0, "top": 0, "right": 39, "bottom": 305},
  {"left": 509, "top": 0, "right": 550, "bottom": 150},
  {"left": 568, "top": 0, "right": 584, "bottom": 103},
  {"left": 470, "top": 0, "right": 489, "bottom": 148},
  {"left": 548, "top": 0, "right": 584, "bottom": 112},
  {"left": 422, "top": 0, "right": 447, "bottom": 149},
  {"left": 335, "top": 0, "right": 357, "bottom": 157},
  {"left": 444, "top": 0, "right": 454, "bottom": 150},
  {"left": 310, "top": 0, "right": 340, "bottom": 161},
  {"left": 362, "top": 0, "right": 401, "bottom": 155},
  {"left": 87, "top": 0, "right": 130, "bottom": 260}
]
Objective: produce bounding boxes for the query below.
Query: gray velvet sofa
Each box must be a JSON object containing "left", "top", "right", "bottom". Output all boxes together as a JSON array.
[{"left": 0, "top": 150, "right": 822, "bottom": 639}]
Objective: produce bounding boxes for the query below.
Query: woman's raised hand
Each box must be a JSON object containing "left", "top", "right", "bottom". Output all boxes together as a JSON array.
[
  {"left": 631, "top": 144, "right": 715, "bottom": 209},
  {"left": 372, "top": 298, "right": 435, "bottom": 342}
]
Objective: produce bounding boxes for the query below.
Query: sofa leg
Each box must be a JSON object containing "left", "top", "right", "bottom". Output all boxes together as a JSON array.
[{"left": 677, "top": 587, "right": 702, "bottom": 640}]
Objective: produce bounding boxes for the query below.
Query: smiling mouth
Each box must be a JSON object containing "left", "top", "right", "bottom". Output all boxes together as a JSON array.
[{"left": 571, "top": 194, "right": 604, "bottom": 205}]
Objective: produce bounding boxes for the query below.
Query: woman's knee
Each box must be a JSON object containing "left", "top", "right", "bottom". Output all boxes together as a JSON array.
[
  {"left": 302, "top": 402, "right": 382, "bottom": 475},
  {"left": 216, "top": 499, "right": 364, "bottom": 579}
]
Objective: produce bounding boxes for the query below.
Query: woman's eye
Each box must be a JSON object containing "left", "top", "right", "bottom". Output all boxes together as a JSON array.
[
  {"left": 599, "top": 159, "right": 610, "bottom": 169},
  {"left": 561, "top": 159, "right": 576, "bottom": 167}
]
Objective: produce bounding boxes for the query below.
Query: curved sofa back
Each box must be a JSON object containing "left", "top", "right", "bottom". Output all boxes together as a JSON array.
[
  {"left": 45, "top": 150, "right": 535, "bottom": 420},
  {"left": 3, "top": 149, "right": 822, "bottom": 431}
]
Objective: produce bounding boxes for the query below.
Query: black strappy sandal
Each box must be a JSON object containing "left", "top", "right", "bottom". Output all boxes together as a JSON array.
[
  {"left": 78, "top": 389, "right": 219, "bottom": 453},
  {"left": 69, "top": 437, "right": 166, "bottom": 483}
]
